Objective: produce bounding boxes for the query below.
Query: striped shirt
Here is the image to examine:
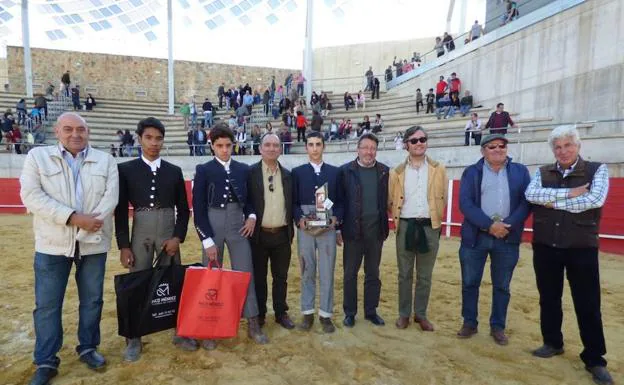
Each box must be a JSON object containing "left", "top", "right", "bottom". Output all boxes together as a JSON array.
[{"left": 60, "top": 144, "right": 88, "bottom": 212}]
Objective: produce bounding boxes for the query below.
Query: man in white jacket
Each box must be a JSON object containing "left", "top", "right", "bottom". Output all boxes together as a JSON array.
[{"left": 20, "top": 112, "right": 119, "bottom": 385}]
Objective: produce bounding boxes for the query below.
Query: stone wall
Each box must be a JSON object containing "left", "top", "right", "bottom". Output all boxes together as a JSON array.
[{"left": 6, "top": 46, "right": 298, "bottom": 102}]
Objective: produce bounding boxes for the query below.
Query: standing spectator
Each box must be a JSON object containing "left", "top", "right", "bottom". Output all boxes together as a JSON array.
[
  {"left": 236, "top": 127, "right": 247, "bottom": 155},
  {"left": 393, "top": 56, "right": 403, "bottom": 77},
  {"left": 243, "top": 91, "right": 254, "bottom": 115},
  {"left": 251, "top": 125, "right": 261, "bottom": 155},
  {"left": 465, "top": 113, "right": 483, "bottom": 146},
  {"left": 8, "top": 124, "right": 23, "bottom": 154},
  {"left": 275, "top": 85, "right": 284, "bottom": 104},
  {"left": 310, "top": 110, "right": 323, "bottom": 133},
  {"left": 263, "top": 89, "right": 271, "bottom": 116},
  {"left": 411, "top": 52, "right": 422, "bottom": 65},
  {"left": 194, "top": 127, "right": 208, "bottom": 156},
  {"left": 310, "top": 91, "right": 319, "bottom": 108},
  {"left": 190, "top": 99, "right": 198, "bottom": 128},
  {"left": 525, "top": 126, "right": 613, "bottom": 385},
  {"left": 116, "top": 130, "right": 125, "bottom": 157},
  {"left": 45, "top": 82, "right": 55, "bottom": 100},
  {"left": 470, "top": 20, "right": 485, "bottom": 41},
  {"left": 85, "top": 94, "right": 96, "bottom": 111},
  {"left": 385, "top": 66, "right": 393, "bottom": 83},
  {"left": 460, "top": 90, "right": 473, "bottom": 116},
  {"left": 285, "top": 73, "right": 293, "bottom": 95},
  {"left": 328, "top": 118, "right": 339, "bottom": 141},
  {"left": 296, "top": 72, "right": 306, "bottom": 97},
  {"left": 202, "top": 98, "right": 214, "bottom": 128},
  {"left": 122, "top": 129, "right": 134, "bottom": 157},
  {"left": 426, "top": 88, "right": 435, "bottom": 114},
  {"left": 248, "top": 133, "right": 296, "bottom": 330},
  {"left": 20, "top": 112, "right": 118, "bottom": 385},
  {"left": 389, "top": 126, "right": 448, "bottom": 331},
  {"left": 16, "top": 98, "right": 27, "bottom": 125},
  {"left": 443, "top": 32, "right": 456, "bottom": 52},
  {"left": 186, "top": 129, "right": 194, "bottom": 156},
  {"left": 291, "top": 131, "right": 344, "bottom": 333},
  {"left": 217, "top": 83, "right": 225, "bottom": 109},
  {"left": 485, "top": 103, "right": 517, "bottom": 134},
  {"left": 179, "top": 101, "right": 190, "bottom": 131},
  {"left": 270, "top": 76, "right": 276, "bottom": 102},
  {"left": 61, "top": 70, "right": 71, "bottom": 97},
  {"left": 71, "top": 86, "right": 81, "bottom": 110},
  {"left": 365, "top": 66, "right": 374, "bottom": 92},
  {"left": 110, "top": 144, "right": 117, "bottom": 158},
  {"left": 339, "top": 133, "right": 390, "bottom": 328},
  {"left": 415, "top": 89, "right": 424, "bottom": 114},
  {"left": 344, "top": 92, "right": 355, "bottom": 111},
  {"left": 436, "top": 76, "right": 448, "bottom": 103},
  {"left": 435, "top": 37, "right": 445, "bottom": 58},
  {"left": 372, "top": 114, "right": 384, "bottom": 134},
  {"left": 371, "top": 77, "right": 380, "bottom": 100},
  {"left": 34, "top": 94, "right": 48, "bottom": 121},
  {"left": 279, "top": 125, "right": 292, "bottom": 154},
  {"left": 115, "top": 117, "right": 193, "bottom": 360},
  {"left": 394, "top": 133, "right": 403, "bottom": 151},
  {"left": 402, "top": 60, "right": 413, "bottom": 75},
  {"left": 449, "top": 72, "right": 462, "bottom": 100},
  {"left": 320, "top": 92, "right": 330, "bottom": 117},
  {"left": 355, "top": 91, "right": 366, "bottom": 110},
  {"left": 457, "top": 134, "right": 531, "bottom": 345}
]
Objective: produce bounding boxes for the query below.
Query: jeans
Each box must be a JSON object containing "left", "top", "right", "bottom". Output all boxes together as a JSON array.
[
  {"left": 460, "top": 104, "right": 471, "bottom": 115},
  {"left": 203, "top": 111, "right": 213, "bottom": 128},
  {"left": 459, "top": 234, "right": 519, "bottom": 330},
  {"left": 533, "top": 244, "right": 607, "bottom": 367},
  {"left": 33, "top": 252, "right": 107, "bottom": 368},
  {"left": 297, "top": 83, "right": 304, "bottom": 96}
]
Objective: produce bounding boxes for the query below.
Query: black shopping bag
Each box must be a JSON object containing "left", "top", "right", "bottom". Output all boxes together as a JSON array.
[{"left": 114, "top": 252, "right": 198, "bottom": 338}]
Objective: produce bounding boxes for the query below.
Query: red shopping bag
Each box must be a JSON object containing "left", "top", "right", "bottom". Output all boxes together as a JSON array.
[{"left": 176, "top": 262, "right": 251, "bottom": 339}]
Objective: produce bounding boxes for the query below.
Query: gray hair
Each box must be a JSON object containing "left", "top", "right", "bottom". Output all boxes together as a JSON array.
[
  {"left": 260, "top": 132, "right": 281, "bottom": 144},
  {"left": 548, "top": 125, "right": 581, "bottom": 150},
  {"left": 56, "top": 112, "right": 88, "bottom": 128}
]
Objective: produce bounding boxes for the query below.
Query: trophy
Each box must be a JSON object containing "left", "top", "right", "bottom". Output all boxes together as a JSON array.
[{"left": 304, "top": 183, "right": 332, "bottom": 235}]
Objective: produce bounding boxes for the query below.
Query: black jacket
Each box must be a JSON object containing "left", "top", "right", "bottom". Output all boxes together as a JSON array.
[
  {"left": 248, "top": 161, "right": 294, "bottom": 243},
  {"left": 338, "top": 159, "right": 390, "bottom": 241}
]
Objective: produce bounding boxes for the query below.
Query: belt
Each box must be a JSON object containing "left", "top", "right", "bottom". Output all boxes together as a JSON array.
[
  {"left": 400, "top": 218, "right": 432, "bottom": 226},
  {"left": 261, "top": 226, "right": 287, "bottom": 234}
]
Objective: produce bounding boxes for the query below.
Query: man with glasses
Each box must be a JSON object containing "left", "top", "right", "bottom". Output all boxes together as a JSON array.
[
  {"left": 457, "top": 134, "right": 531, "bottom": 345},
  {"left": 389, "top": 126, "right": 448, "bottom": 331},
  {"left": 248, "top": 133, "right": 296, "bottom": 330},
  {"left": 339, "top": 133, "right": 390, "bottom": 328},
  {"left": 485, "top": 103, "right": 517, "bottom": 135},
  {"left": 292, "top": 131, "right": 344, "bottom": 333}
]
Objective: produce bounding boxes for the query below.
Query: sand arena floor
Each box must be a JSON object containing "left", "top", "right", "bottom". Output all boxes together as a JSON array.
[{"left": 0, "top": 214, "right": 622, "bottom": 385}]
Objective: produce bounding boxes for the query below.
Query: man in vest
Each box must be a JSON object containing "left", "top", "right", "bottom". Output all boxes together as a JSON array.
[{"left": 525, "top": 125, "right": 613, "bottom": 385}]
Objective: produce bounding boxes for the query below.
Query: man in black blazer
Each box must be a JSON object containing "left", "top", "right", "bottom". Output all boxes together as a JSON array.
[
  {"left": 192, "top": 123, "right": 268, "bottom": 349},
  {"left": 114, "top": 117, "right": 192, "bottom": 361},
  {"left": 248, "top": 133, "right": 295, "bottom": 330}
]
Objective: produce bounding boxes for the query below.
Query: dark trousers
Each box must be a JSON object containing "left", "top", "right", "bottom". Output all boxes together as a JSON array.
[
  {"left": 435, "top": 93, "right": 444, "bottom": 103},
  {"left": 218, "top": 95, "right": 223, "bottom": 108},
  {"left": 297, "top": 127, "right": 306, "bottom": 142},
  {"left": 464, "top": 131, "right": 482, "bottom": 146},
  {"left": 343, "top": 236, "right": 383, "bottom": 317},
  {"left": 426, "top": 103, "right": 434, "bottom": 114},
  {"left": 490, "top": 128, "right": 508, "bottom": 135},
  {"left": 416, "top": 101, "right": 423, "bottom": 113},
  {"left": 371, "top": 86, "right": 380, "bottom": 100},
  {"left": 252, "top": 228, "right": 292, "bottom": 318},
  {"left": 533, "top": 243, "right": 607, "bottom": 367}
]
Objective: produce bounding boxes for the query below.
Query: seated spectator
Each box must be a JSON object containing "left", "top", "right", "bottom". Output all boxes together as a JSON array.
[
  {"left": 355, "top": 91, "right": 366, "bottom": 110},
  {"left": 15, "top": 99, "right": 27, "bottom": 125},
  {"left": 235, "top": 127, "right": 247, "bottom": 155},
  {"left": 110, "top": 144, "right": 118, "bottom": 158},
  {"left": 446, "top": 93, "right": 461, "bottom": 119},
  {"left": 228, "top": 114, "right": 237, "bottom": 129},
  {"left": 310, "top": 91, "right": 319, "bottom": 107},
  {"left": 279, "top": 125, "right": 292, "bottom": 154},
  {"left": 460, "top": 91, "right": 473, "bottom": 116},
  {"left": 411, "top": 52, "right": 422, "bottom": 65},
  {"left": 436, "top": 93, "right": 452, "bottom": 120},
  {"left": 357, "top": 115, "right": 371, "bottom": 137},
  {"left": 443, "top": 32, "right": 455, "bottom": 52},
  {"left": 294, "top": 99, "right": 307, "bottom": 116},
  {"left": 464, "top": 112, "right": 483, "bottom": 146},
  {"left": 7, "top": 124, "right": 22, "bottom": 154},
  {"left": 372, "top": 114, "right": 384, "bottom": 134},
  {"left": 327, "top": 118, "right": 339, "bottom": 141},
  {"left": 85, "top": 93, "right": 96, "bottom": 111},
  {"left": 435, "top": 37, "right": 445, "bottom": 58},
  {"left": 264, "top": 122, "right": 274, "bottom": 135},
  {"left": 320, "top": 92, "right": 330, "bottom": 116},
  {"left": 236, "top": 104, "right": 248, "bottom": 121},
  {"left": 344, "top": 92, "right": 355, "bottom": 111},
  {"left": 251, "top": 125, "right": 261, "bottom": 155},
  {"left": 243, "top": 91, "right": 254, "bottom": 114},
  {"left": 253, "top": 91, "right": 262, "bottom": 105},
  {"left": 339, "top": 118, "right": 352, "bottom": 140}
]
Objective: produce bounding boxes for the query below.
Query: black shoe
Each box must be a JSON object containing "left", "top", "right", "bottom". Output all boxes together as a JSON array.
[
  {"left": 258, "top": 314, "right": 266, "bottom": 327},
  {"left": 585, "top": 366, "right": 614, "bottom": 385},
  {"left": 365, "top": 313, "right": 385, "bottom": 326},
  {"left": 532, "top": 344, "right": 564, "bottom": 358},
  {"left": 29, "top": 367, "right": 58, "bottom": 385},
  {"left": 343, "top": 315, "right": 355, "bottom": 328},
  {"left": 319, "top": 317, "right": 336, "bottom": 333},
  {"left": 79, "top": 350, "right": 106, "bottom": 370},
  {"left": 275, "top": 313, "right": 296, "bottom": 330}
]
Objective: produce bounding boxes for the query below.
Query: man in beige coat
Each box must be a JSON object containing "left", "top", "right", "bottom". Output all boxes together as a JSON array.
[
  {"left": 20, "top": 112, "right": 119, "bottom": 385},
  {"left": 388, "top": 126, "right": 448, "bottom": 331}
]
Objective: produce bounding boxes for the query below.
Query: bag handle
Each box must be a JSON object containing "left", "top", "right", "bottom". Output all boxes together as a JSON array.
[
  {"left": 207, "top": 259, "right": 222, "bottom": 270},
  {"left": 152, "top": 248, "right": 178, "bottom": 268}
]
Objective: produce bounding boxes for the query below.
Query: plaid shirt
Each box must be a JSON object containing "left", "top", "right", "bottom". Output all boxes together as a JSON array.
[{"left": 525, "top": 161, "right": 609, "bottom": 214}]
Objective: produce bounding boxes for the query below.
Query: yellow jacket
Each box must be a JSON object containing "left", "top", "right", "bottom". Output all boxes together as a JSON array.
[{"left": 388, "top": 156, "right": 448, "bottom": 232}]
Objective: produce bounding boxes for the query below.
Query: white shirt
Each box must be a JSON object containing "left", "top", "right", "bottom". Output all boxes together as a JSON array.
[
  {"left": 141, "top": 155, "right": 161, "bottom": 172},
  {"left": 465, "top": 119, "right": 482, "bottom": 131},
  {"left": 401, "top": 158, "right": 430, "bottom": 218},
  {"left": 214, "top": 156, "right": 231, "bottom": 172},
  {"left": 310, "top": 161, "right": 323, "bottom": 174}
]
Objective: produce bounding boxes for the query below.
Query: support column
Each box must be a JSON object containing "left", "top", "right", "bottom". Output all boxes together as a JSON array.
[
  {"left": 459, "top": 0, "right": 468, "bottom": 34},
  {"left": 446, "top": 0, "right": 455, "bottom": 34},
  {"left": 167, "top": 0, "right": 174, "bottom": 115},
  {"left": 21, "top": 0, "right": 32, "bottom": 98},
  {"left": 303, "top": 0, "right": 313, "bottom": 104}
]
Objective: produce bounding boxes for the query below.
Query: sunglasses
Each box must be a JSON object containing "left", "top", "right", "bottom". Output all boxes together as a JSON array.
[
  {"left": 485, "top": 144, "right": 507, "bottom": 150},
  {"left": 268, "top": 175, "right": 274, "bottom": 192},
  {"left": 406, "top": 137, "right": 428, "bottom": 145}
]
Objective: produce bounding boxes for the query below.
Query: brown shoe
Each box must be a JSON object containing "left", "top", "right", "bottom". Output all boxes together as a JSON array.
[
  {"left": 319, "top": 317, "right": 336, "bottom": 333},
  {"left": 247, "top": 317, "right": 269, "bottom": 344},
  {"left": 275, "top": 313, "right": 296, "bottom": 330},
  {"left": 299, "top": 314, "right": 314, "bottom": 331},
  {"left": 395, "top": 316, "right": 410, "bottom": 329},
  {"left": 490, "top": 329, "right": 509, "bottom": 346},
  {"left": 414, "top": 316, "right": 435, "bottom": 332},
  {"left": 457, "top": 324, "right": 478, "bottom": 338}
]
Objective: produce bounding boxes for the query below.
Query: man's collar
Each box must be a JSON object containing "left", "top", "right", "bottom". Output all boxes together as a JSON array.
[
  {"left": 356, "top": 158, "right": 376, "bottom": 168},
  {"left": 262, "top": 160, "right": 280, "bottom": 174},
  {"left": 309, "top": 161, "right": 323, "bottom": 173},
  {"left": 58, "top": 143, "right": 88, "bottom": 159},
  {"left": 215, "top": 156, "right": 231, "bottom": 170},
  {"left": 556, "top": 157, "right": 580, "bottom": 173},
  {"left": 141, "top": 155, "right": 161, "bottom": 172}
]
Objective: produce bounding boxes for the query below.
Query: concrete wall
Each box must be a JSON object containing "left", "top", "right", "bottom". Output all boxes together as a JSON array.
[
  {"left": 485, "top": 0, "right": 557, "bottom": 32},
  {"left": 5, "top": 47, "right": 298, "bottom": 102},
  {"left": 391, "top": 0, "right": 624, "bottom": 133},
  {"left": 312, "top": 37, "right": 435, "bottom": 92}
]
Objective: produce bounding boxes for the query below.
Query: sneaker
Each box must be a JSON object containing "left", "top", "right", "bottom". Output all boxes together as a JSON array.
[
  {"left": 201, "top": 340, "right": 217, "bottom": 351},
  {"left": 123, "top": 338, "right": 142, "bottom": 362},
  {"left": 79, "top": 350, "right": 106, "bottom": 370}
]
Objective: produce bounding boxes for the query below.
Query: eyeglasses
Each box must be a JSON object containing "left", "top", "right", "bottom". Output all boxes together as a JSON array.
[
  {"left": 485, "top": 144, "right": 507, "bottom": 150},
  {"left": 268, "top": 175, "right": 274, "bottom": 192},
  {"left": 406, "top": 137, "right": 428, "bottom": 145}
]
